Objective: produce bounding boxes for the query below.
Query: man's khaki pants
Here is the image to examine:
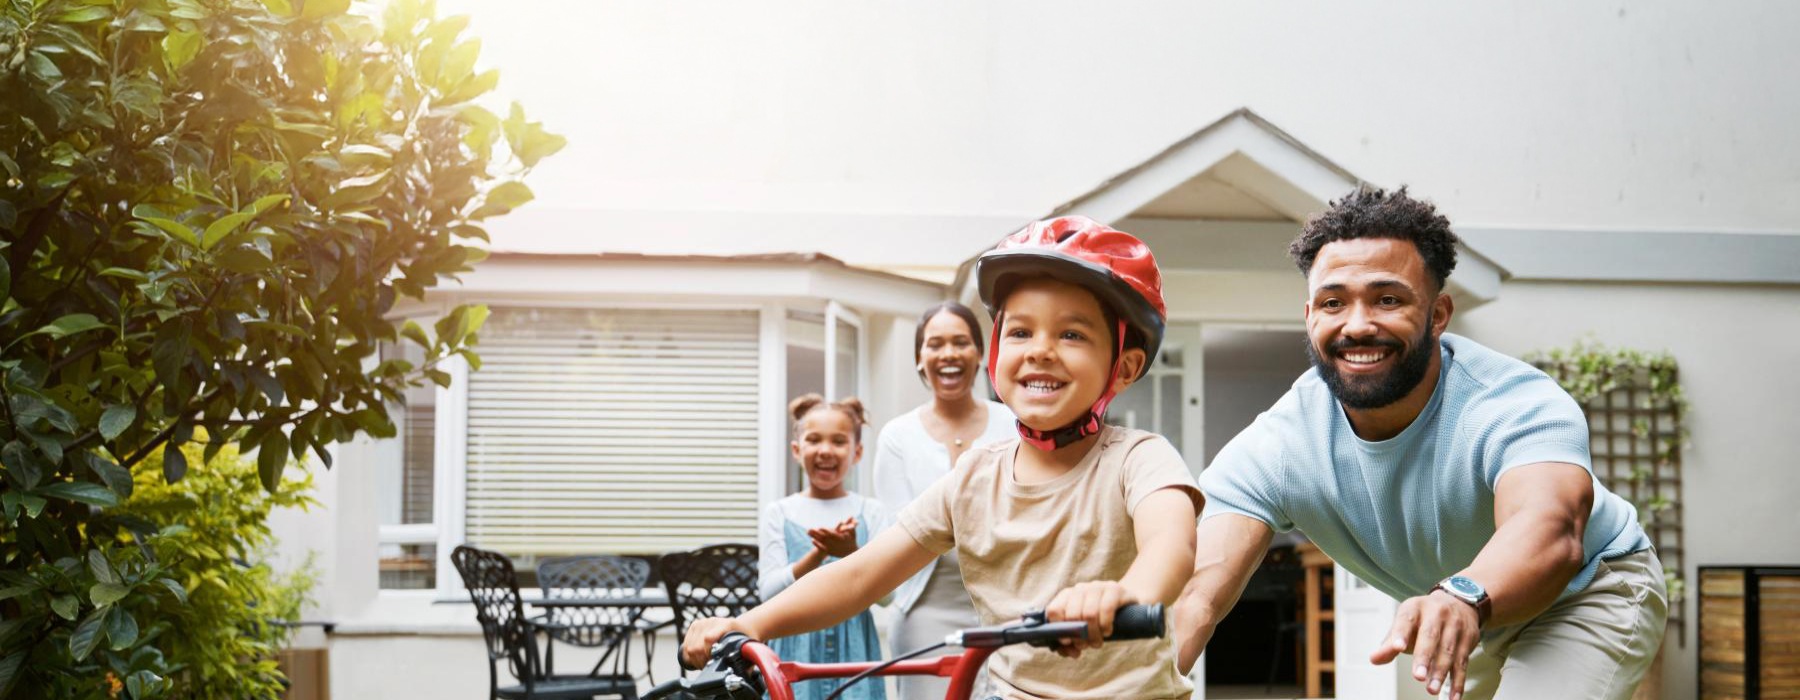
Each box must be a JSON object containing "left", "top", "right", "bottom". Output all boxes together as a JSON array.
[{"left": 1448, "top": 549, "right": 1668, "bottom": 700}]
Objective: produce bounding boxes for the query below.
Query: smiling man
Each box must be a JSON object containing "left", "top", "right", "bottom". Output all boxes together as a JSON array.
[{"left": 1171, "top": 187, "right": 1667, "bottom": 700}]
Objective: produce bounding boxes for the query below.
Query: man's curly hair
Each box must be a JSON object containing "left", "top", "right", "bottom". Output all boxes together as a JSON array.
[{"left": 1288, "top": 186, "right": 1459, "bottom": 290}]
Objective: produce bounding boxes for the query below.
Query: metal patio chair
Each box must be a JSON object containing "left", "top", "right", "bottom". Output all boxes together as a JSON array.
[
  {"left": 451, "top": 545, "right": 639, "bottom": 700},
  {"left": 537, "top": 555, "right": 659, "bottom": 685},
  {"left": 656, "top": 544, "right": 760, "bottom": 677}
]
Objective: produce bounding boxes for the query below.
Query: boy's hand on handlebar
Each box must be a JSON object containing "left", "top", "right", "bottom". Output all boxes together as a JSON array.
[
  {"left": 1044, "top": 581, "right": 1138, "bottom": 658},
  {"left": 680, "top": 617, "right": 756, "bottom": 669}
]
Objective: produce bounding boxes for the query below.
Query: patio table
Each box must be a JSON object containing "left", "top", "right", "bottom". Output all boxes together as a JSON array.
[
  {"left": 522, "top": 590, "right": 675, "bottom": 683},
  {"left": 522, "top": 591, "right": 671, "bottom": 609}
]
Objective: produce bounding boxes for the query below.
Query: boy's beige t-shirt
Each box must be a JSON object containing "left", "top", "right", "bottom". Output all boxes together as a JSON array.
[{"left": 896, "top": 425, "right": 1202, "bottom": 700}]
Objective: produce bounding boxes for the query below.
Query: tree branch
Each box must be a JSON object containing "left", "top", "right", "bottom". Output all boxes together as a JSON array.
[{"left": 120, "top": 386, "right": 227, "bottom": 468}]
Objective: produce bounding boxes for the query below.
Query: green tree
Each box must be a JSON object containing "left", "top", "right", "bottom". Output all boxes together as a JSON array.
[{"left": 0, "top": 0, "right": 562, "bottom": 695}]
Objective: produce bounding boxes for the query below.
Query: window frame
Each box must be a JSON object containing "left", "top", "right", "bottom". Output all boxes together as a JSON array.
[
  {"left": 372, "top": 305, "right": 464, "bottom": 598},
  {"left": 370, "top": 298, "right": 870, "bottom": 600}
]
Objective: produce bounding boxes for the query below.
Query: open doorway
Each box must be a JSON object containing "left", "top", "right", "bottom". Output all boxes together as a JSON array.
[{"left": 1199, "top": 325, "right": 1325, "bottom": 699}]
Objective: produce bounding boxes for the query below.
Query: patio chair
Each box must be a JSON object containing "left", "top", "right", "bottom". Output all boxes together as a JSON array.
[
  {"left": 536, "top": 556, "right": 658, "bottom": 684},
  {"left": 657, "top": 544, "right": 760, "bottom": 676},
  {"left": 451, "top": 545, "right": 639, "bottom": 700}
]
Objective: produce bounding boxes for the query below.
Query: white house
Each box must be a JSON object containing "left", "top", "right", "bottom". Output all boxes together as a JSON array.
[{"left": 270, "top": 2, "right": 1800, "bottom": 698}]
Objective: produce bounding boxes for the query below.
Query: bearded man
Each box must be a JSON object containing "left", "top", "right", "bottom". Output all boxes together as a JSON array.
[{"left": 1172, "top": 187, "right": 1666, "bottom": 700}]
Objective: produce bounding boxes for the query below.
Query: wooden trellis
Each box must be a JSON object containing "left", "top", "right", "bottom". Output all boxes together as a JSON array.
[{"left": 1533, "top": 358, "right": 1687, "bottom": 640}]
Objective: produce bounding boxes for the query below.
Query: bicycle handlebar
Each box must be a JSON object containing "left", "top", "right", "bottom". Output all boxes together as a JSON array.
[
  {"left": 647, "top": 604, "right": 1165, "bottom": 700},
  {"left": 962, "top": 602, "right": 1165, "bottom": 648}
]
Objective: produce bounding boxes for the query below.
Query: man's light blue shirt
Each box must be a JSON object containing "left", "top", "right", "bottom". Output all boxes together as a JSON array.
[{"left": 1199, "top": 333, "right": 1651, "bottom": 602}]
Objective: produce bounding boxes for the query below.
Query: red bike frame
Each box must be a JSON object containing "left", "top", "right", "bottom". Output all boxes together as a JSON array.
[{"left": 739, "top": 641, "right": 998, "bottom": 700}]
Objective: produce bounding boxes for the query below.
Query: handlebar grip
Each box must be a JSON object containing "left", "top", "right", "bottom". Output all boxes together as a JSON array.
[{"left": 1106, "top": 603, "right": 1165, "bottom": 641}]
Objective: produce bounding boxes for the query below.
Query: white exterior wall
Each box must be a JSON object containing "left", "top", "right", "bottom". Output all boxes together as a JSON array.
[
  {"left": 1454, "top": 280, "right": 1800, "bottom": 700},
  {"left": 443, "top": 0, "right": 1798, "bottom": 277}
]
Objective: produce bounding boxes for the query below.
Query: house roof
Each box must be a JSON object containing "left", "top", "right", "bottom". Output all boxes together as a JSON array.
[
  {"left": 1045, "top": 108, "right": 1361, "bottom": 220},
  {"left": 950, "top": 108, "right": 1507, "bottom": 305},
  {"left": 484, "top": 250, "right": 945, "bottom": 290}
]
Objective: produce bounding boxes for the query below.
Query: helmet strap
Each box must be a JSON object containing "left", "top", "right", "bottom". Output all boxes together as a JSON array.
[{"left": 987, "top": 313, "right": 1130, "bottom": 451}]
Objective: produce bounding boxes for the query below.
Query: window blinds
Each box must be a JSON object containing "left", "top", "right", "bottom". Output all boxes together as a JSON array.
[{"left": 464, "top": 307, "right": 761, "bottom": 555}]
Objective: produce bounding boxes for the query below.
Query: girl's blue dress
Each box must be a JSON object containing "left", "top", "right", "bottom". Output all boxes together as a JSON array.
[{"left": 768, "top": 498, "right": 887, "bottom": 700}]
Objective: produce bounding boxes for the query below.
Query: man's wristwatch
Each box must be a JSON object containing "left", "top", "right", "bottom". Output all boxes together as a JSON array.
[{"left": 1433, "top": 575, "right": 1492, "bottom": 627}]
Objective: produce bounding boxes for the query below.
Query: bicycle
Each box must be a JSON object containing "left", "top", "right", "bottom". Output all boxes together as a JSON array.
[{"left": 644, "top": 603, "right": 1165, "bottom": 700}]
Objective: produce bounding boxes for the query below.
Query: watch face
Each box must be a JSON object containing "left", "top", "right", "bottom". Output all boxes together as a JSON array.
[{"left": 1446, "top": 576, "right": 1483, "bottom": 598}]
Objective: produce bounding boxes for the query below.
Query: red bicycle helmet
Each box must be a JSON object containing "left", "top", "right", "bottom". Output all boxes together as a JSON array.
[{"left": 976, "top": 216, "right": 1168, "bottom": 449}]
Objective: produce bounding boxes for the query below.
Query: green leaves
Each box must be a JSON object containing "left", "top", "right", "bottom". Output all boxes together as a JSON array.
[
  {"left": 69, "top": 608, "right": 105, "bottom": 660},
  {"left": 38, "top": 481, "right": 120, "bottom": 507},
  {"left": 434, "top": 303, "right": 490, "bottom": 349},
  {"left": 55, "top": 6, "right": 112, "bottom": 23},
  {"left": 44, "top": 313, "right": 106, "bottom": 338},
  {"left": 248, "top": 193, "right": 290, "bottom": 215},
  {"left": 201, "top": 212, "right": 253, "bottom": 250},
  {"left": 2, "top": 0, "right": 537, "bottom": 688},
  {"left": 503, "top": 102, "right": 568, "bottom": 168},
  {"left": 324, "top": 171, "right": 391, "bottom": 208},
  {"left": 162, "top": 442, "right": 188, "bottom": 484},
  {"left": 0, "top": 650, "right": 27, "bottom": 698},
  {"left": 26, "top": 51, "right": 63, "bottom": 83},
  {"left": 90, "top": 582, "right": 129, "bottom": 606},
  {"left": 257, "top": 431, "right": 288, "bottom": 493},
  {"left": 471, "top": 181, "right": 533, "bottom": 220},
  {"left": 161, "top": 29, "right": 202, "bottom": 71},
  {"left": 400, "top": 319, "right": 432, "bottom": 348},
  {"left": 99, "top": 405, "right": 136, "bottom": 441},
  {"left": 86, "top": 454, "right": 133, "bottom": 498},
  {"left": 106, "top": 607, "right": 139, "bottom": 649},
  {"left": 89, "top": 548, "right": 119, "bottom": 585},
  {"left": 51, "top": 594, "right": 79, "bottom": 620},
  {"left": 131, "top": 205, "right": 199, "bottom": 247},
  {"left": 11, "top": 314, "right": 109, "bottom": 346},
  {"left": 300, "top": 0, "right": 350, "bottom": 21}
]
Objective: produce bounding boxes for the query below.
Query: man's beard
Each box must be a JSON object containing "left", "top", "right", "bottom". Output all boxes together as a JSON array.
[{"left": 1305, "top": 311, "right": 1437, "bottom": 410}]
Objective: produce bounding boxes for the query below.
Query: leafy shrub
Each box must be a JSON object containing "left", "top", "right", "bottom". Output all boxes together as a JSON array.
[
  {"left": 1, "top": 0, "right": 558, "bottom": 695},
  {"left": 112, "top": 442, "right": 317, "bottom": 699}
]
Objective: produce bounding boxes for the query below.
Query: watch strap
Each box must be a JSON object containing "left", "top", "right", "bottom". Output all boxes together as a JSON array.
[{"left": 1433, "top": 580, "right": 1492, "bottom": 627}]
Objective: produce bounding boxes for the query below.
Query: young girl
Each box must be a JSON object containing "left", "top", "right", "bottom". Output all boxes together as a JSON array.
[
  {"left": 691, "top": 218, "right": 1201, "bottom": 700},
  {"left": 758, "top": 394, "right": 891, "bottom": 700}
]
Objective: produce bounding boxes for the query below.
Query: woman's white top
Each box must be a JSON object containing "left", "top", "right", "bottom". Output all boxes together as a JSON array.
[
  {"left": 871, "top": 400, "right": 1017, "bottom": 614},
  {"left": 757, "top": 492, "right": 894, "bottom": 601}
]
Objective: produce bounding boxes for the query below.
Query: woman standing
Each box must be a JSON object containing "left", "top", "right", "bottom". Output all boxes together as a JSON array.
[{"left": 871, "top": 302, "right": 1015, "bottom": 700}]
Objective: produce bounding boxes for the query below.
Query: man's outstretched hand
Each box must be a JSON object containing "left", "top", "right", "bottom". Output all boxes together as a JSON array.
[{"left": 1370, "top": 591, "right": 1481, "bottom": 700}]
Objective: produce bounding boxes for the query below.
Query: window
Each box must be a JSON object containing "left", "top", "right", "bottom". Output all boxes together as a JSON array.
[
  {"left": 782, "top": 305, "right": 863, "bottom": 493},
  {"left": 828, "top": 302, "right": 862, "bottom": 400},
  {"left": 376, "top": 338, "right": 441, "bottom": 590},
  {"left": 371, "top": 301, "right": 876, "bottom": 594},
  {"left": 461, "top": 307, "right": 762, "bottom": 558},
  {"left": 1106, "top": 344, "right": 1185, "bottom": 454}
]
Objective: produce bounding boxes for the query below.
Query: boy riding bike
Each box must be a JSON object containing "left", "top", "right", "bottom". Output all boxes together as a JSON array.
[{"left": 682, "top": 217, "right": 1203, "bottom": 700}]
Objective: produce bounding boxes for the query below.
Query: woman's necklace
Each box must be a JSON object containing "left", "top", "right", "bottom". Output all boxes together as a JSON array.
[{"left": 936, "top": 405, "right": 985, "bottom": 450}]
